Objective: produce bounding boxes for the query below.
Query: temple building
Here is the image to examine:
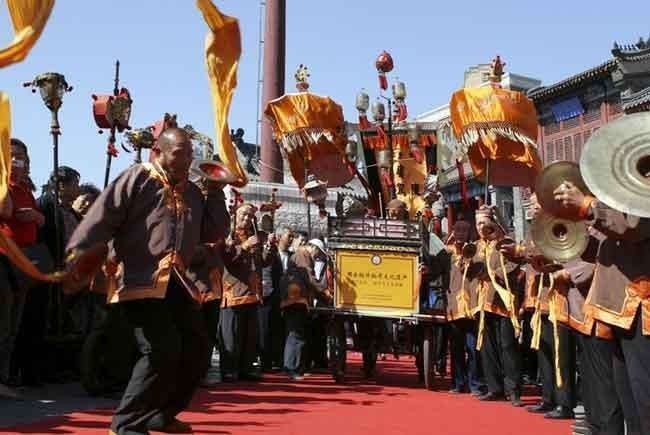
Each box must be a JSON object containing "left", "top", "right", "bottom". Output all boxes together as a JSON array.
[{"left": 518, "top": 36, "right": 650, "bottom": 235}]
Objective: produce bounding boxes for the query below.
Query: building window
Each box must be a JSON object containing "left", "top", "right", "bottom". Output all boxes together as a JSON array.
[
  {"left": 563, "top": 117, "right": 580, "bottom": 129},
  {"left": 555, "top": 140, "right": 563, "bottom": 162},
  {"left": 574, "top": 134, "right": 583, "bottom": 161},
  {"left": 564, "top": 136, "right": 573, "bottom": 161},
  {"left": 546, "top": 143, "right": 554, "bottom": 164},
  {"left": 584, "top": 106, "right": 601, "bottom": 123},
  {"left": 544, "top": 122, "right": 560, "bottom": 135}
]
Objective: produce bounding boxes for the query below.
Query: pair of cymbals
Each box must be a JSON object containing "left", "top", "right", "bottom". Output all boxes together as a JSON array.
[
  {"left": 580, "top": 112, "right": 650, "bottom": 218},
  {"left": 530, "top": 211, "right": 589, "bottom": 263},
  {"left": 533, "top": 161, "right": 589, "bottom": 262},
  {"left": 535, "top": 161, "right": 589, "bottom": 221}
]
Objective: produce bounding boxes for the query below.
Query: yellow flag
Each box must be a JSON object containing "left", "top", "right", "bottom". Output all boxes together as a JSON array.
[
  {"left": 0, "top": 0, "right": 55, "bottom": 68},
  {"left": 196, "top": 0, "right": 247, "bottom": 187},
  {"left": 0, "top": 93, "right": 11, "bottom": 201}
]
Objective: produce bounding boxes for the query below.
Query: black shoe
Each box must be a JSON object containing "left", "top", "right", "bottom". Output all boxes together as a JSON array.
[
  {"left": 510, "top": 393, "right": 524, "bottom": 407},
  {"left": 448, "top": 387, "right": 464, "bottom": 394},
  {"left": 470, "top": 389, "right": 484, "bottom": 397},
  {"left": 545, "top": 406, "right": 574, "bottom": 419},
  {"left": 527, "top": 402, "right": 555, "bottom": 413},
  {"left": 478, "top": 392, "right": 505, "bottom": 401}
]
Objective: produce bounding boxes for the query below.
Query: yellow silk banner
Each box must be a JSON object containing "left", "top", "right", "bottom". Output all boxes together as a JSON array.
[
  {"left": 197, "top": 0, "right": 247, "bottom": 187},
  {"left": 450, "top": 86, "right": 542, "bottom": 187},
  {"left": 0, "top": 93, "right": 10, "bottom": 202},
  {"left": 1, "top": 0, "right": 58, "bottom": 282},
  {"left": 264, "top": 93, "right": 350, "bottom": 187},
  {"left": 0, "top": 0, "right": 55, "bottom": 68}
]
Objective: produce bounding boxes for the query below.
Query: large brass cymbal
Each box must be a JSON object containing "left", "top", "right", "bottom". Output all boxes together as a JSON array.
[
  {"left": 580, "top": 112, "right": 650, "bottom": 218},
  {"left": 535, "top": 161, "right": 590, "bottom": 221},
  {"left": 530, "top": 210, "right": 589, "bottom": 263}
]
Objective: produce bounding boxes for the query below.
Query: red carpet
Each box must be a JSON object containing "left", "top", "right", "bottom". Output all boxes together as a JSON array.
[{"left": 4, "top": 354, "right": 571, "bottom": 435}]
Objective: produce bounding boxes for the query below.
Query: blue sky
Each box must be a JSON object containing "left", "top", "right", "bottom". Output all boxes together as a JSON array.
[{"left": 2, "top": 0, "right": 650, "bottom": 189}]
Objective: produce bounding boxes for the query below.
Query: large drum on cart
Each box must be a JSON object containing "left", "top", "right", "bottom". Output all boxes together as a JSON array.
[{"left": 324, "top": 217, "right": 444, "bottom": 388}]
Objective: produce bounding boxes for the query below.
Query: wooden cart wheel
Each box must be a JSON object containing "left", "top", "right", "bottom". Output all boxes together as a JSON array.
[{"left": 422, "top": 325, "right": 435, "bottom": 390}]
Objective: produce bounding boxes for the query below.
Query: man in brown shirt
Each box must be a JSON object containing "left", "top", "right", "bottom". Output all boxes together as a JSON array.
[
  {"left": 472, "top": 205, "right": 524, "bottom": 406},
  {"left": 554, "top": 180, "right": 650, "bottom": 434},
  {"left": 65, "top": 128, "right": 229, "bottom": 435},
  {"left": 445, "top": 220, "right": 482, "bottom": 395},
  {"left": 220, "top": 203, "right": 276, "bottom": 382}
]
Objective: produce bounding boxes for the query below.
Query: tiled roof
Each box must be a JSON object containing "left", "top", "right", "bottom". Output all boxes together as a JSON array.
[
  {"left": 527, "top": 60, "right": 617, "bottom": 101},
  {"left": 622, "top": 86, "right": 650, "bottom": 112}
]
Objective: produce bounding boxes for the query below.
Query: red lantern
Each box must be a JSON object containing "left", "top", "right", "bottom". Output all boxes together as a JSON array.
[{"left": 375, "top": 51, "right": 394, "bottom": 91}]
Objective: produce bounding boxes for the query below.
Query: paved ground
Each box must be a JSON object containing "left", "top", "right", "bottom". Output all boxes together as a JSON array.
[
  {"left": 0, "top": 382, "right": 118, "bottom": 429},
  {"left": 0, "top": 356, "right": 573, "bottom": 435}
]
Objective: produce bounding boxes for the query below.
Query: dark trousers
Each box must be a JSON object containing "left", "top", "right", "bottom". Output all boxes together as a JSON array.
[
  {"left": 480, "top": 312, "right": 521, "bottom": 395},
  {"left": 12, "top": 283, "right": 49, "bottom": 385},
  {"left": 520, "top": 311, "right": 538, "bottom": 382},
  {"left": 258, "top": 295, "right": 284, "bottom": 370},
  {"left": 201, "top": 299, "right": 220, "bottom": 371},
  {"left": 579, "top": 334, "right": 625, "bottom": 435},
  {"left": 306, "top": 313, "right": 328, "bottom": 370},
  {"left": 450, "top": 319, "right": 481, "bottom": 392},
  {"left": 220, "top": 303, "right": 258, "bottom": 377},
  {"left": 111, "top": 278, "right": 210, "bottom": 435},
  {"left": 358, "top": 318, "right": 384, "bottom": 374},
  {"left": 617, "top": 309, "right": 650, "bottom": 435},
  {"left": 538, "top": 317, "right": 576, "bottom": 408},
  {"left": 283, "top": 305, "right": 308, "bottom": 373}
]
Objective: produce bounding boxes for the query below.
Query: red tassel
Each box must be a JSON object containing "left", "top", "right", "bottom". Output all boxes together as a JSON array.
[
  {"left": 378, "top": 74, "right": 388, "bottom": 91},
  {"left": 380, "top": 167, "right": 394, "bottom": 187},
  {"left": 395, "top": 103, "right": 408, "bottom": 122},
  {"left": 411, "top": 146, "right": 424, "bottom": 164},
  {"left": 358, "top": 115, "right": 372, "bottom": 130},
  {"left": 376, "top": 124, "right": 387, "bottom": 149}
]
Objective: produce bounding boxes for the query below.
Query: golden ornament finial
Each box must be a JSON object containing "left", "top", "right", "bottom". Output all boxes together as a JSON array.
[
  {"left": 295, "top": 64, "right": 310, "bottom": 92},
  {"left": 489, "top": 55, "right": 506, "bottom": 85}
]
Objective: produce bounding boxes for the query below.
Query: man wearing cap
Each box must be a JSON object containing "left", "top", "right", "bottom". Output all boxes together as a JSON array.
[
  {"left": 283, "top": 239, "right": 331, "bottom": 378},
  {"left": 471, "top": 205, "right": 524, "bottom": 406},
  {"left": 220, "top": 203, "right": 277, "bottom": 382},
  {"left": 444, "top": 219, "right": 482, "bottom": 395}
]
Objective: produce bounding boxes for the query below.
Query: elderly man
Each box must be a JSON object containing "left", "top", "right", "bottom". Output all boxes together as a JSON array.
[
  {"left": 65, "top": 127, "right": 229, "bottom": 435},
  {"left": 281, "top": 238, "right": 329, "bottom": 380},
  {"left": 220, "top": 203, "right": 276, "bottom": 382}
]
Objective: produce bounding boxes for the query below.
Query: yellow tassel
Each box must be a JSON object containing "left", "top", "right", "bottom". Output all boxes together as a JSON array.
[
  {"left": 530, "top": 273, "right": 544, "bottom": 350},
  {"left": 485, "top": 242, "right": 520, "bottom": 337},
  {"left": 547, "top": 274, "right": 563, "bottom": 388},
  {"left": 476, "top": 282, "right": 486, "bottom": 351}
]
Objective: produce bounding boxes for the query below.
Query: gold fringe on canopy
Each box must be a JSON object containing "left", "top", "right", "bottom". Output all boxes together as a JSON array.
[
  {"left": 450, "top": 86, "right": 542, "bottom": 187},
  {"left": 197, "top": 0, "right": 247, "bottom": 187},
  {"left": 264, "top": 92, "right": 351, "bottom": 187}
]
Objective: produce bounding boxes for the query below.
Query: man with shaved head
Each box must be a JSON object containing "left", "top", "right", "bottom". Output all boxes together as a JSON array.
[{"left": 65, "top": 127, "right": 230, "bottom": 435}]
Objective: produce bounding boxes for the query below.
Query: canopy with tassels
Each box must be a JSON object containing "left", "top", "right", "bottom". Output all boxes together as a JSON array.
[
  {"left": 264, "top": 92, "right": 352, "bottom": 188},
  {"left": 450, "top": 85, "right": 542, "bottom": 187}
]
